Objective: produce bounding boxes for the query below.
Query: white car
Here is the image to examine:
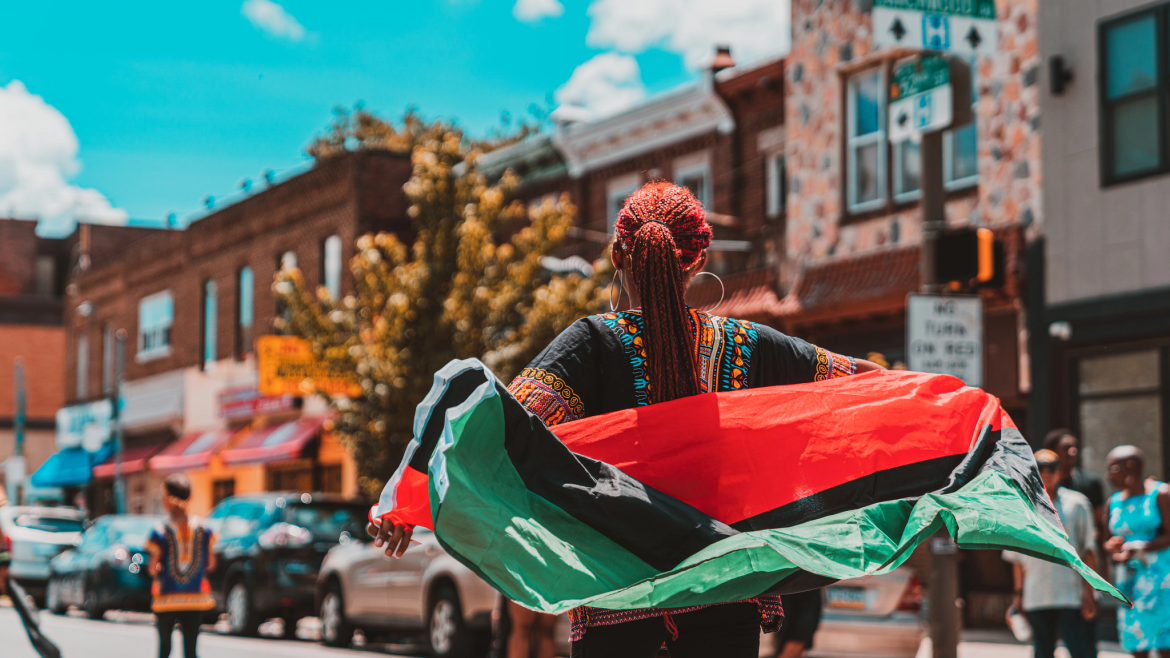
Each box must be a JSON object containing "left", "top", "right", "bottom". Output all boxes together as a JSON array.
[
  {"left": 316, "top": 527, "right": 498, "bottom": 657},
  {"left": 809, "top": 567, "right": 927, "bottom": 658},
  {"left": 0, "top": 506, "right": 85, "bottom": 606}
]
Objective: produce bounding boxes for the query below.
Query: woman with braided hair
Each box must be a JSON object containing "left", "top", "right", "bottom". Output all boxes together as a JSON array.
[{"left": 373, "top": 181, "right": 882, "bottom": 657}]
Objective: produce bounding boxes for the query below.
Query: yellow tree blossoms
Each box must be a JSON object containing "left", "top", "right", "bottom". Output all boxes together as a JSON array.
[{"left": 279, "top": 109, "right": 607, "bottom": 494}]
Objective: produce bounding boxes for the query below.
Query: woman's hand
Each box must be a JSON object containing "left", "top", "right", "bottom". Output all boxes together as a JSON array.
[
  {"left": 368, "top": 518, "right": 413, "bottom": 558},
  {"left": 1103, "top": 535, "right": 1125, "bottom": 555}
]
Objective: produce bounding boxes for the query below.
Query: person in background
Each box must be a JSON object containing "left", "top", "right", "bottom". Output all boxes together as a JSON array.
[
  {"left": 147, "top": 473, "right": 217, "bottom": 658},
  {"left": 1003, "top": 449, "right": 1098, "bottom": 658},
  {"left": 1103, "top": 446, "right": 1170, "bottom": 658},
  {"left": 507, "top": 601, "right": 558, "bottom": 658},
  {"left": 1044, "top": 430, "right": 1106, "bottom": 531},
  {"left": 769, "top": 590, "right": 822, "bottom": 658}
]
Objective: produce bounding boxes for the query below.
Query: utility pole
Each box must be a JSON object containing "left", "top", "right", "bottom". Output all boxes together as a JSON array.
[
  {"left": 8, "top": 357, "right": 26, "bottom": 504},
  {"left": 930, "top": 536, "right": 961, "bottom": 658},
  {"left": 920, "top": 130, "right": 944, "bottom": 294},
  {"left": 112, "top": 330, "right": 126, "bottom": 514}
]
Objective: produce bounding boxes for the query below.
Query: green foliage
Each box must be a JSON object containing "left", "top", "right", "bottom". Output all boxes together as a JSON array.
[{"left": 280, "top": 110, "right": 607, "bottom": 496}]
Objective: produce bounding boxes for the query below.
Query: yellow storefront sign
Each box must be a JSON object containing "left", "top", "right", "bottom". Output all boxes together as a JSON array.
[{"left": 257, "top": 335, "right": 363, "bottom": 397}]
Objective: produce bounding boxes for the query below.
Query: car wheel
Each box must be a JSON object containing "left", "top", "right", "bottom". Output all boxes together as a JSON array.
[
  {"left": 429, "top": 586, "right": 472, "bottom": 658},
  {"left": 226, "top": 580, "right": 260, "bottom": 637},
  {"left": 319, "top": 583, "right": 353, "bottom": 648},
  {"left": 46, "top": 578, "right": 67, "bottom": 615},
  {"left": 82, "top": 583, "right": 105, "bottom": 620}
]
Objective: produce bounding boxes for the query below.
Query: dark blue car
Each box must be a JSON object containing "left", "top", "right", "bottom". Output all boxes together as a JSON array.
[{"left": 46, "top": 514, "right": 162, "bottom": 619}]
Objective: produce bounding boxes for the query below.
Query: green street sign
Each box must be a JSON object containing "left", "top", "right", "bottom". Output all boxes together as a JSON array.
[
  {"left": 874, "top": 0, "right": 995, "bottom": 20},
  {"left": 891, "top": 55, "right": 950, "bottom": 100}
]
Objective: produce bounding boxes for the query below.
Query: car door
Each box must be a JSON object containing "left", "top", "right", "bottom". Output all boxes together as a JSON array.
[
  {"left": 343, "top": 540, "right": 391, "bottom": 617},
  {"left": 384, "top": 528, "right": 436, "bottom": 624},
  {"left": 70, "top": 523, "right": 108, "bottom": 606}
]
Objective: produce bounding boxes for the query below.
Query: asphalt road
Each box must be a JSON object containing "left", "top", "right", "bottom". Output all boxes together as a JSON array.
[{"left": 0, "top": 607, "right": 423, "bottom": 658}]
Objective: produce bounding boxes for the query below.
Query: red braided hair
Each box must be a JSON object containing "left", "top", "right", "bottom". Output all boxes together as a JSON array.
[{"left": 614, "top": 181, "right": 713, "bottom": 403}]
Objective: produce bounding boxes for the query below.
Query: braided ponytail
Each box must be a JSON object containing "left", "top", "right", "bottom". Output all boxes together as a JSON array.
[{"left": 614, "top": 182, "right": 713, "bottom": 403}]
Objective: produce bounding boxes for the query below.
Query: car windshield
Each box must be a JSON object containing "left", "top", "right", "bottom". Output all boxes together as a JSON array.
[
  {"left": 12, "top": 514, "right": 83, "bottom": 533},
  {"left": 108, "top": 518, "right": 159, "bottom": 548},
  {"left": 284, "top": 504, "right": 366, "bottom": 539}
]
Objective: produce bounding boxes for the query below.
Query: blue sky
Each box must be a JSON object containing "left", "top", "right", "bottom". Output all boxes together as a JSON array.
[{"left": 0, "top": 1, "right": 789, "bottom": 234}]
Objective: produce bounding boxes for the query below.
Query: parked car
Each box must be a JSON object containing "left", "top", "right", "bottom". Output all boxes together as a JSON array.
[
  {"left": 205, "top": 492, "right": 368, "bottom": 637},
  {"left": 806, "top": 567, "right": 926, "bottom": 658},
  {"left": 316, "top": 526, "right": 497, "bottom": 657},
  {"left": 46, "top": 514, "right": 161, "bottom": 618},
  {"left": 0, "top": 506, "right": 85, "bottom": 605}
]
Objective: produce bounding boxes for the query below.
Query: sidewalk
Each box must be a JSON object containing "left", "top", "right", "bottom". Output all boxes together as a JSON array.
[{"left": 918, "top": 629, "right": 1131, "bottom": 658}]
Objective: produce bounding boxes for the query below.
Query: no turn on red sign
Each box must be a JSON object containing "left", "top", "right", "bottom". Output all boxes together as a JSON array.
[{"left": 907, "top": 294, "right": 983, "bottom": 388}]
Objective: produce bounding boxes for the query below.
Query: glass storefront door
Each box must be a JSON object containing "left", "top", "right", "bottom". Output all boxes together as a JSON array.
[{"left": 1075, "top": 347, "right": 1165, "bottom": 482}]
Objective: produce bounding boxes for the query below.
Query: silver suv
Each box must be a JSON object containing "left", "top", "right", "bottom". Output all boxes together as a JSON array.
[
  {"left": 0, "top": 506, "right": 85, "bottom": 606},
  {"left": 316, "top": 527, "right": 497, "bottom": 657}
]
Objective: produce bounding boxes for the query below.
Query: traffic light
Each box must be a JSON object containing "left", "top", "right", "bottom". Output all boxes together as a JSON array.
[{"left": 936, "top": 227, "right": 1003, "bottom": 289}]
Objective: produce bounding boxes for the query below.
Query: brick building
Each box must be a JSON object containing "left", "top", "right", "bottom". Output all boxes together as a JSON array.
[
  {"left": 54, "top": 150, "right": 411, "bottom": 515},
  {"left": 1, "top": 219, "right": 158, "bottom": 503}
]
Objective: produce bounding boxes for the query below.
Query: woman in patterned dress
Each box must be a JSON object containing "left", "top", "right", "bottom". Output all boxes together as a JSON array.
[
  {"left": 373, "top": 182, "right": 881, "bottom": 657},
  {"left": 1103, "top": 445, "right": 1170, "bottom": 657}
]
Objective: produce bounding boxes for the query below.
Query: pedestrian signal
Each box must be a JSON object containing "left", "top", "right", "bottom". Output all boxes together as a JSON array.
[{"left": 936, "top": 227, "right": 1003, "bottom": 289}]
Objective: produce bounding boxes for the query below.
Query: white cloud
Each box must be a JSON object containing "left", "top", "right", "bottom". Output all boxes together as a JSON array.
[
  {"left": 0, "top": 80, "right": 127, "bottom": 235},
  {"left": 513, "top": 0, "right": 564, "bottom": 22},
  {"left": 242, "top": 0, "right": 307, "bottom": 42},
  {"left": 553, "top": 53, "right": 646, "bottom": 123},
  {"left": 586, "top": 0, "right": 790, "bottom": 69}
]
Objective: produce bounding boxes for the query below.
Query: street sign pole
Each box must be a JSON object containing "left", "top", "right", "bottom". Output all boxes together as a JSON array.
[
  {"left": 921, "top": 130, "right": 944, "bottom": 293},
  {"left": 113, "top": 331, "right": 126, "bottom": 515}
]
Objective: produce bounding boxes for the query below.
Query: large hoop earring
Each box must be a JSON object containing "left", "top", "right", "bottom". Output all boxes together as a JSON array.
[
  {"left": 609, "top": 270, "right": 624, "bottom": 312},
  {"left": 692, "top": 271, "right": 724, "bottom": 313}
]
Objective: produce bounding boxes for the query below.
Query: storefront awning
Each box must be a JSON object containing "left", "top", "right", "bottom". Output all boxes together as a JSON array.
[
  {"left": 149, "top": 428, "right": 236, "bottom": 472},
  {"left": 92, "top": 440, "right": 171, "bottom": 479},
  {"left": 777, "top": 245, "right": 921, "bottom": 325},
  {"left": 686, "top": 268, "right": 783, "bottom": 323},
  {"left": 220, "top": 417, "right": 326, "bottom": 466},
  {"left": 29, "top": 443, "right": 115, "bottom": 489}
]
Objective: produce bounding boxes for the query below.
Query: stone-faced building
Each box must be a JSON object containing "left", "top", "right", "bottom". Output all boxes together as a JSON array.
[{"left": 53, "top": 151, "right": 411, "bottom": 515}]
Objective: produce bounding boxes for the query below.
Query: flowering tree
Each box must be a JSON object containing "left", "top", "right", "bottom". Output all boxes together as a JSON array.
[{"left": 279, "top": 109, "right": 606, "bottom": 494}]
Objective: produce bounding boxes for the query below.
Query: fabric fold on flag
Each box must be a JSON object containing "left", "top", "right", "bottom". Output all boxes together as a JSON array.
[{"left": 373, "top": 358, "right": 1124, "bottom": 614}]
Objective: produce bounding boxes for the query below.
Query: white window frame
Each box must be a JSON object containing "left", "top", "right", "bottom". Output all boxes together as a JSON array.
[
  {"left": 765, "top": 151, "right": 786, "bottom": 218},
  {"left": 322, "top": 235, "right": 342, "bottom": 301},
  {"left": 944, "top": 123, "right": 979, "bottom": 191},
  {"left": 76, "top": 332, "right": 88, "bottom": 400},
  {"left": 137, "top": 290, "right": 174, "bottom": 362},
  {"left": 673, "top": 160, "right": 712, "bottom": 208},
  {"left": 606, "top": 173, "right": 642, "bottom": 234},
  {"left": 847, "top": 67, "right": 888, "bottom": 213},
  {"left": 893, "top": 139, "right": 922, "bottom": 203}
]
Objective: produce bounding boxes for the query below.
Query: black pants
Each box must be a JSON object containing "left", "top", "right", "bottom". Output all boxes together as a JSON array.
[
  {"left": 774, "top": 590, "right": 822, "bottom": 650},
  {"left": 156, "top": 611, "right": 202, "bottom": 658},
  {"left": 570, "top": 602, "right": 760, "bottom": 658},
  {"left": 1027, "top": 608, "right": 1096, "bottom": 658}
]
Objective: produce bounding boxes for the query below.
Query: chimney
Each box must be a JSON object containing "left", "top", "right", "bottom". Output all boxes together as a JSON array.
[{"left": 705, "top": 45, "right": 735, "bottom": 89}]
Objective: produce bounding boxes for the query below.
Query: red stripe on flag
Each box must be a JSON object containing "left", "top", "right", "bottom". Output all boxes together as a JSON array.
[
  {"left": 553, "top": 371, "right": 1009, "bottom": 526},
  {"left": 381, "top": 466, "right": 434, "bottom": 530}
]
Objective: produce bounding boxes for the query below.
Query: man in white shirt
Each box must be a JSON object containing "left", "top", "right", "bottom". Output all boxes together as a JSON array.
[{"left": 1003, "top": 449, "right": 1098, "bottom": 658}]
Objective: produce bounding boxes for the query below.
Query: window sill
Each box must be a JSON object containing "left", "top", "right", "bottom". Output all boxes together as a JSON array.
[
  {"left": 136, "top": 346, "right": 173, "bottom": 363},
  {"left": 840, "top": 184, "right": 978, "bottom": 225}
]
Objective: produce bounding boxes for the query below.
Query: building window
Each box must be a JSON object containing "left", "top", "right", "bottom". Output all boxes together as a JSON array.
[
  {"left": 1100, "top": 10, "right": 1162, "bottom": 183},
  {"left": 76, "top": 332, "right": 88, "bottom": 400},
  {"left": 606, "top": 175, "right": 641, "bottom": 234},
  {"left": 321, "top": 235, "right": 342, "bottom": 301},
  {"left": 203, "top": 279, "right": 218, "bottom": 368},
  {"left": 893, "top": 139, "right": 922, "bottom": 202},
  {"left": 212, "top": 479, "right": 236, "bottom": 506},
  {"left": 766, "top": 153, "right": 786, "bottom": 218},
  {"left": 237, "top": 266, "right": 254, "bottom": 359},
  {"left": 102, "top": 324, "right": 113, "bottom": 394},
  {"left": 674, "top": 162, "right": 711, "bottom": 207},
  {"left": 34, "top": 256, "right": 56, "bottom": 296},
  {"left": 320, "top": 465, "right": 343, "bottom": 494},
  {"left": 847, "top": 67, "right": 887, "bottom": 212},
  {"left": 279, "top": 250, "right": 297, "bottom": 271},
  {"left": 1075, "top": 348, "right": 1164, "bottom": 480},
  {"left": 137, "top": 291, "right": 174, "bottom": 361}
]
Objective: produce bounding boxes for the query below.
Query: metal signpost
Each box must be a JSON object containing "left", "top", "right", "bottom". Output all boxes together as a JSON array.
[
  {"left": 907, "top": 294, "right": 983, "bottom": 388},
  {"left": 873, "top": 0, "right": 997, "bottom": 56}
]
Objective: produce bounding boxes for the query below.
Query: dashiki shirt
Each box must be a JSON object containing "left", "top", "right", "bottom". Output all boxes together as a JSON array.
[
  {"left": 146, "top": 518, "right": 217, "bottom": 613},
  {"left": 1108, "top": 482, "right": 1170, "bottom": 652},
  {"left": 507, "top": 307, "right": 857, "bottom": 641}
]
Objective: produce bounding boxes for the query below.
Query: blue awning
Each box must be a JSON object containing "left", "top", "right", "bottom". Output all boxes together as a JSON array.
[{"left": 29, "top": 443, "right": 116, "bottom": 488}]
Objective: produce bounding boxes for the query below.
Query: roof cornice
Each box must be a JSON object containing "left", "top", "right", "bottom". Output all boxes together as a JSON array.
[{"left": 552, "top": 83, "right": 736, "bottom": 178}]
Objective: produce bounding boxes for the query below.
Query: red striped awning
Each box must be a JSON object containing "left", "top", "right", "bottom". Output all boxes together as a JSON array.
[
  {"left": 220, "top": 417, "right": 326, "bottom": 466},
  {"left": 93, "top": 440, "right": 170, "bottom": 478},
  {"left": 149, "top": 428, "right": 237, "bottom": 472}
]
